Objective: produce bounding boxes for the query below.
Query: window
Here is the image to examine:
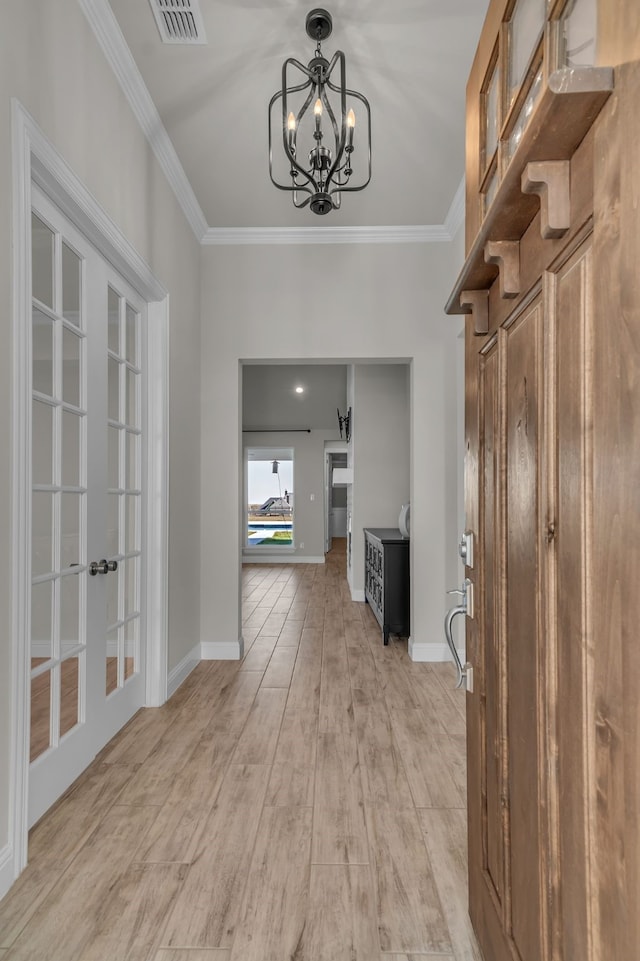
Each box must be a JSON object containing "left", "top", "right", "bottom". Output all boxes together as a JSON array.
[{"left": 246, "top": 448, "right": 294, "bottom": 548}]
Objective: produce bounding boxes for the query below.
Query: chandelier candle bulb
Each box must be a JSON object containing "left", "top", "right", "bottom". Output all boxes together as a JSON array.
[
  {"left": 287, "top": 111, "right": 296, "bottom": 150},
  {"left": 347, "top": 108, "right": 355, "bottom": 148}
]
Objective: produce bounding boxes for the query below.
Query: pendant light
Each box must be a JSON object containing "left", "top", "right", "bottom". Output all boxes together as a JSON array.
[{"left": 269, "top": 8, "right": 372, "bottom": 215}]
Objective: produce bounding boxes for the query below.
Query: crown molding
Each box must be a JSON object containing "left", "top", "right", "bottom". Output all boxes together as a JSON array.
[
  {"left": 80, "top": 0, "right": 464, "bottom": 249},
  {"left": 444, "top": 175, "right": 466, "bottom": 239},
  {"left": 79, "top": 0, "right": 208, "bottom": 242},
  {"left": 202, "top": 222, "right": 454, "bottom": 246}
]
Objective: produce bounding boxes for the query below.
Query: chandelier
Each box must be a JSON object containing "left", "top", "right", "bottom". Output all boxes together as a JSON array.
[{"left": 268, "top": 8, "right": 371, "bottom": 216}]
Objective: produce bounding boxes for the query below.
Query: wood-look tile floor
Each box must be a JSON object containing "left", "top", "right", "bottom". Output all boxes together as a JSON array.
[{"left": 0, "top": 540, "right": 482, "bottom": 961}]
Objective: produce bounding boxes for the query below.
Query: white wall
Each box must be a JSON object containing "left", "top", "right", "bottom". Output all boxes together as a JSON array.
[
  {"left": 350, "top": 364, "right": 410, "bottom": 600},
  {"left": 200, "top": 240, "right": 465, "bottom": 660},
  {"left": 0, "top": 0, "right": 201, "bottom": 876}
]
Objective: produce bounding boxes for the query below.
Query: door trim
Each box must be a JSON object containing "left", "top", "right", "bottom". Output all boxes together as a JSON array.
[{"left": 8, "top": 99, "right": 169, "bottom": 890}]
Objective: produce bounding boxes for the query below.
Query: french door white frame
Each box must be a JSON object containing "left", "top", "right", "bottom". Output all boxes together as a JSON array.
[{"left": 9, "top": 100, "right": 170, "bottom": 884}]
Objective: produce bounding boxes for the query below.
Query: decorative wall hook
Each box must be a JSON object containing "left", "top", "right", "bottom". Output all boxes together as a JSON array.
[{"left": 337, "top": 406, "right": 351, "bottom": 442}]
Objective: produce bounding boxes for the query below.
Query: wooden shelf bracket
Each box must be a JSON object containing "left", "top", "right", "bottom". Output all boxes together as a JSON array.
[
  {"left": 521, "top": 160, "right": 571, "bottom": 239},
  {"left": 484, "top": 240, "right": 520, "bottom": 299},
  {"left": 460, "top": 289, "right": 490, "bottom": 335}
]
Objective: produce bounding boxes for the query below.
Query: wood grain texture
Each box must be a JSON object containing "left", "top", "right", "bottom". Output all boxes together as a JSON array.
[
  {"left": 356, "top": 705, "right": 414, "bottom": 810},
  {"left": 232, "top": 688, "right": 287, "bottom": 765},
  {"left": 161, "top": 765, "right": 270, "bottom": 949},
  {"left": 366, "top": 804, "right": 451, "bottom": 955},
  {"left": 312, "top": 732, "right": 369, "bottom": 865},
  {"left": 591, "top": 59, "right": 640, "bottom": 961},
  {"left": 0, "top": 545, "right": 474, "bottom": 961},
  {"left": 298, "top": 865, "right": 381, "bottom": 961},
  {"left": 2, "top": 805, "right": 160, "bottom": 960},
  {"left": 227, "top": 806, "right": 312, "bottom": 961},
  {"left": 154, "top": 952, "right": 230, "bottom": 961},
  {"left": 79, "top": 862, "right": 188, "bottom": 961},
  {"left": 261, "top": 645, "right": 297, "bottom": 688},
  {"left": 419, "top": 808, "right": 483, "bottom": 961}
]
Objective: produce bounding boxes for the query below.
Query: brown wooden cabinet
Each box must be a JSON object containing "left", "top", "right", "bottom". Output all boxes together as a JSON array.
[{"left": 447, "top": 3, "right": 640, "bottom": 961}]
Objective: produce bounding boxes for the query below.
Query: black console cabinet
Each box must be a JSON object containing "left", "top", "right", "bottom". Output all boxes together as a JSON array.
[{"left": 364, "top": 528, "right": 410, "bottom": 645}]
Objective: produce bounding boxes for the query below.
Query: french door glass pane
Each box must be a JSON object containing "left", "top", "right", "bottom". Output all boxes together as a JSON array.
[
  {"left": 124, "top": 618, "right": 138, "bottom": 680},
  {"left": 31, "top": 580, "right": 53, "bottom": 661},
  {"left": 107, "top": 567, "right": 119, "bottom": 628},
  {"left": 60, "top": 573, "right": 80, "bottom": 648},
  {"left": 126, "top": 304, "right": 138, "bottom": 366},
  {"left": 32, "top": 492, "right": 53, "bottom": 577},
  {"left": 59, "top": 657, "right": 80, "bottom": 738},
  {"left": 61, "top": 493, "right": 81, "bottom": 570},
  {"left": 108, "top": 286, "right": 120, "bottom": 353},
  {"left": 126, "top": 368, "right": 138, "bottom": 427},
  {"left": 106, "top": 628, "right": 118, "bottom": 695},
  {"left": 62, "top": 243, "right": 81, "bottom": 326},
  {"left": 107, "top": 494, "right": 120, "bottom": 557},
  {"left": 62, "top": 327, "right": 81, "bottom": 408},
  {"left": 62, "top": 410, "right": 82, "bottom": 487},
  {"left": 124, "top": 556, "right": 138, "bottom": 617},
  {"left": 108, "top": 426, "right": 121, "bottom": 490},
  {"left": 125, "top": 495, "right": 139, "bottom": 553},
  {"left": 32, "top": 214, "right": 54, "bottom": 308},
  {"left": 108, "top": 357, "right": 120, "bottom": 421},
  {"left": 32, "top": 308, "right": 54, "bottom": 397},
  {"left": 30, "top": 669, "right": 52, "bottom": 761},
  {"left": 33, "top": 401, "right": 54, "bottom": 485},
  {"left": 126, "top": 432, "right": 139, "bottom": 490}
]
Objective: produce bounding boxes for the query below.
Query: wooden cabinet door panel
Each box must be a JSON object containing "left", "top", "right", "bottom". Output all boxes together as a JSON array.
[
  {"left": 548, "top": 237, "right": 596, "bottom": 961},
  {"left": 505, "top": 302, "right": 544, "bottom": 961},
  {"left": 479, "top": 344, "right": 505, "bottom": 907}
]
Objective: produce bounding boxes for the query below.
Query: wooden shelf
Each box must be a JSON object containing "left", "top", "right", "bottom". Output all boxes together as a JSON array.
[{"left": 446, "top": 66, "right": 613, "bottom": 316}]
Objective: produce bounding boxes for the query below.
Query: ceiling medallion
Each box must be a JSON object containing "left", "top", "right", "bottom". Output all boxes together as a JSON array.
[{"left": 268, "top": 8, "right": 372, "bottom": 216}]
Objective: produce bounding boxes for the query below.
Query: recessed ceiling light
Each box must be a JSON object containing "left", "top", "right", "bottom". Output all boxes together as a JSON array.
[{"left": 295, "top": 386, "right": 304, "bottom": 394}]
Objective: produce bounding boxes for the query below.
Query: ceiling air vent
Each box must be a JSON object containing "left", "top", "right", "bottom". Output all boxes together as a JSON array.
[{"left": 148, "top": 0, "right": 207, "bottom": 44}]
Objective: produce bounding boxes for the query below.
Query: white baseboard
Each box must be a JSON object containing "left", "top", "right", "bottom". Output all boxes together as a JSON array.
[
  {"left": 0, "top": 843, "right": 15, "bottom": 901},
  {"left": 242, "top": 554, "right": 325, "bottom": 565},
  {"left": 351, "top": 588, "right": 366, "bottom": 602},
  {"left": 167, "top": 644, "right": 201, "bottom": 699},
  {"left": 201, "top": 640, "right": 244, "bottom": 660},
  {"left": 409, "top": 639, "right": 465, "bottom": 663}
]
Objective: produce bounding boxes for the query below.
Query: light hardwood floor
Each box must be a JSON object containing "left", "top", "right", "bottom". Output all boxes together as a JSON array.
[{"left": 0, "top": 540, "right": 481, "bottom": 961}]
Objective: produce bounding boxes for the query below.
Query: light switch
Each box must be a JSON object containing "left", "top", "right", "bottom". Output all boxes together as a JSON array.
[{"left": 310, "top": 493, "right": 315, "bottom": 501}]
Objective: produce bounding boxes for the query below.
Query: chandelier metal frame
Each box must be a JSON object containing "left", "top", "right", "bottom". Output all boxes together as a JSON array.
[{"left": 268, "top": 8, "right": 372, "bottom": 215}]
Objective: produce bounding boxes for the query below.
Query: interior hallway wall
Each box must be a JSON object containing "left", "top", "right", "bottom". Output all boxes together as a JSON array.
[
  {"left": 200, "top": 236, "right": 465, "bottom": 660},
  {"left": 0, "top": 0, "right": 202, "bottom": 874}
]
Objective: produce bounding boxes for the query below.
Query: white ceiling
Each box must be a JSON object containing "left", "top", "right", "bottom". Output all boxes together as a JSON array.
[{"left": 104, "top": 0, "right": 490, "bottom": 234}]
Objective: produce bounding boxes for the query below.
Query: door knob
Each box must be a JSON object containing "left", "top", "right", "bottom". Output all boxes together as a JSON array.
[{"left": 89, "top": 558, "right": 118, "bottom": 576}]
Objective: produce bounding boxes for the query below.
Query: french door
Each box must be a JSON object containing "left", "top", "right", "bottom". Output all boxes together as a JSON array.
[{"left": 29, "top": 186, "right": 147, "bottom": 826}]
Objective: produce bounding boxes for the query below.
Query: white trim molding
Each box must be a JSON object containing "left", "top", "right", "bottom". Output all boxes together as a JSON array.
[
  {"left": 202, "top": 223, "right": 453, "bottom": 246},
  {"left": 10, "top": 98, "right": 170, "bottom": 888},
  {"left": 408, "top": 639, "right": 465, "bottom": 663},
  {"left": 351, "top": 589, "right": 366, "bottom": 603},
  {"left": 145, "top": 296, "right": 170, "bottom": 707},
  {"left": 242, "top": 554, "right": 326, "bottom": 565},
  {"left": 0, "top": 844, "right": 14, "bottom": 901},
  {"left": 443, "top": 176, "right": 466, "bottom": 240},
  {"left": 79, "top": 0, "right": 208, "bottom": 242},
  {"left": 167, "top": 645, "right": 201, "bottom": 699},
  {"left": 201, "top": 640, "right": 244, "bottom": 661}
]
